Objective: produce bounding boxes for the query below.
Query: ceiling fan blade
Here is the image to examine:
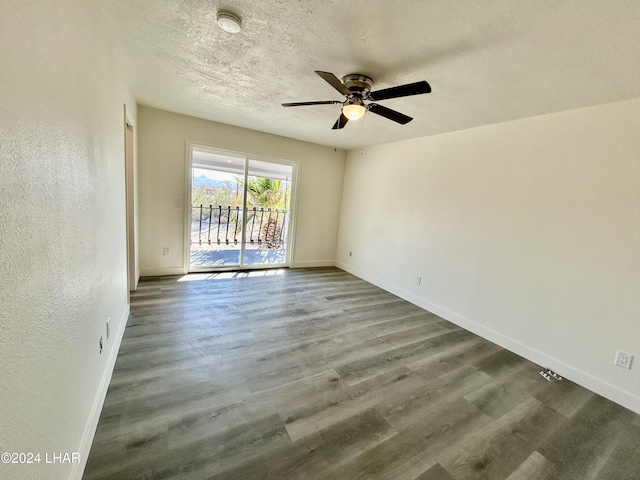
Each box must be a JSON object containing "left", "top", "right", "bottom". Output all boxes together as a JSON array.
[
  {"left": 369, "top": 80, "right": 431, "bottom": 101},
  {"left": 368, "top": 103, "right": 413, "bottom": 124},
  {"left": 332, "top": 113, "right": 349, "bottom": 130},
  {"left": 315, "top": 71, "right": 351, "bottom": 97},
  {"left": 282, "top": 100, "right": 342, "bottom": 107}
]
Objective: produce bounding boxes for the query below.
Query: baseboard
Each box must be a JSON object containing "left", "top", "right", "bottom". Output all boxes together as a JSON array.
[
  {"left": 70, "top": 305, "right": 129, "bottom": 480},
  {"left": 290, "top": 260, "right": 335, "bottom": 268},
  {"left": 335, "top": 261, "right": 640, "bottom": 415},
  {"left": 140, "top": 266, "right": 186, "bottom": 277}
]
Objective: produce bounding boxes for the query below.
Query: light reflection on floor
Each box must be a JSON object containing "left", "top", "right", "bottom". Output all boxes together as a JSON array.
[{"left": 177, "top": 269, "right": 286, "bottom": 282}]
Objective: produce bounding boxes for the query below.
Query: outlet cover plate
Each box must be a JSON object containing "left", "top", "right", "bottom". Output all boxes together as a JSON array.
[{"left": 615, "top": 350, "right": 633, "bottom": 369}]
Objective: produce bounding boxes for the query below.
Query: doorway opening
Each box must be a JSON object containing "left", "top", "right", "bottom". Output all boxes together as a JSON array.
[{"left": 188, "top": 145, "right": 297, "bottom": 271}]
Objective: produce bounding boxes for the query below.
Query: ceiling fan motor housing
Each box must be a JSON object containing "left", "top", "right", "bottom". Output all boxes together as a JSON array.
[{"left": 341, "top": 74, "right": 374, "bottom": 98}]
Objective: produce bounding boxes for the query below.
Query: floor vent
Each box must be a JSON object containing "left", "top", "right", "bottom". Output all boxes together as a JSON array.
[{"left": 539, "top": 368, "right": 563, "bottom": 382}]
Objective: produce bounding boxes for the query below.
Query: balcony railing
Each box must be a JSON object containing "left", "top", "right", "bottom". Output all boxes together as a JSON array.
[{"left": 191, "top": 205, "right": 289, "bottom": 249}]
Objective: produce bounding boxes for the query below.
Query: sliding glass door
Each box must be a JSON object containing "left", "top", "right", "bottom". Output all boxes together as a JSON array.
[{"left": 188, "top": 146, "right": 296, "bottom": 271}]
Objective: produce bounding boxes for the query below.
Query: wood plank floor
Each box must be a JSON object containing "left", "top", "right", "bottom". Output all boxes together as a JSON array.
[{"left": 84, "top": 267, "right": 640, "bottom": 480}]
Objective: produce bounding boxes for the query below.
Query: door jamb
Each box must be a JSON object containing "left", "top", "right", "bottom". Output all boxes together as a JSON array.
[{"left": 124, "top": 107, "right": 138, "bottom": 292}]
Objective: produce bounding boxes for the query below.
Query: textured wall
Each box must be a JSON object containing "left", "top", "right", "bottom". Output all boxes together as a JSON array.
[
  {"left": 137, "top": 106, "right": 346, "bottom": 275},
  {"left": 337, "top": 98, "right": 640, "bottom": 413},
  {"left": 0, "top": 1, "right": 134, "bottom": 479}
]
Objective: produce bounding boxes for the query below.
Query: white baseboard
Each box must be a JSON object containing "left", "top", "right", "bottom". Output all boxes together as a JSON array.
[
  {"left": 70, "top": 305, "right": 129, "bottom": 480},
  {"left": 290, "top": 260, "right": 335, "bottom": 268},
  {"left": 335, "top": 261, "right": 640, "bottom": 415},
  {"left": 140, "top": 266, "right": 186, "bottom": 277}
]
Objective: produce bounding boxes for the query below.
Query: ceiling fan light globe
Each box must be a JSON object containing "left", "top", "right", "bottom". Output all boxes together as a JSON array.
[{"left": 342, "top": 104, "right": 366, "bottom": 121}]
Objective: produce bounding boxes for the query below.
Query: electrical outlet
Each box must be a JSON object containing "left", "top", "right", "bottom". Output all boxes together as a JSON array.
[
  {"left": 163, "top": 247, "right": 171, "bottom": 257},
  {"left": 415, "top": 276, "right": 422, "bottom": 285},
  {"left": 106, "top": 317, "right": 110, "bottom": 339},
  {"left": 99, "top": 336, "right": 103, "bottom": 354},
  {"left": 614, "top": 350, "right": 633, "bottom": 369}
]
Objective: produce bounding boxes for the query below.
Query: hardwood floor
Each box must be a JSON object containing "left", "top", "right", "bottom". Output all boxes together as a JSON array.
[{"left": 84, "top": 267, "right": 640, "bottom": 479}]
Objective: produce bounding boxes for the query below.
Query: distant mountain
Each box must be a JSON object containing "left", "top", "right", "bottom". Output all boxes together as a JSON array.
[{"left": 193, "top": 175, "right": 238, "bottom": 189}]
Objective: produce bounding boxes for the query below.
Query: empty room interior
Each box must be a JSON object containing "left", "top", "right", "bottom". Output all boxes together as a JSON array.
[{"left": 2, "top": 1, "right": 640, "bottom": 479}]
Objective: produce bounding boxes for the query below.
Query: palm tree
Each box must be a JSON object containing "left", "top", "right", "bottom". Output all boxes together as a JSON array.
[
  {"left": 245, "top": 177, "right": 285, "bottom": 210},
  {"left": 242, "top": 177, "right": 290, "bottom": 248}
]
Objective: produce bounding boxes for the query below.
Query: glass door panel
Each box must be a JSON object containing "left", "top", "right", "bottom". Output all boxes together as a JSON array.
[
  {"left": 243, "top": 159, "right": 293, "bottom": 266},
  {"left": 189, "top": 147, "right": 295, "bottom": 271},
  {"left": 190, "top": 149, "right": 245, "bottom": 269}
]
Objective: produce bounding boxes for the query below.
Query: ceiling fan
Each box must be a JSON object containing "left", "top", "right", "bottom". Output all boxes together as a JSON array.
[{"left": 282, "top": 71, "right": 431, "bottom": 130}]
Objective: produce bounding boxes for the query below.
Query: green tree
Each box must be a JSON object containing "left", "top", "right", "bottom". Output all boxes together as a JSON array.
[
  {"left": 192, "top": 185, "right": 214, "bottom": 206},
  {"left": 191, "top": 182, "right": 240, "bottom": 221},
  {"left": 241, "top": 176, "right": 291, "bottom": 248},
  {"left": 245, "top": 177, "right": 286, "bottom": 210}
]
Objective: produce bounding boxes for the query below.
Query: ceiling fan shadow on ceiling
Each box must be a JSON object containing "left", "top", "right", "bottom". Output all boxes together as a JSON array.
[{"left": 282, "top": 71, "right": 431, "bottom": 130}]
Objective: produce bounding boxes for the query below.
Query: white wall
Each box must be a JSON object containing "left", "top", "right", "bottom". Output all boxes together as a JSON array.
[
  {"left": 0, "top": 2, "right": 135, "bottom": 479},
  {"left": 137, "top": 106, "right": 346, "bottom": 275},
  {"left": 337, "top": 98, "right": 640, "bottom": 413}
]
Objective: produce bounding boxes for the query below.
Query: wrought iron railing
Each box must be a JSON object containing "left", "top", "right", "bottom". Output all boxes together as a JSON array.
[{"left": 191, "top": 205, "right": 288, "bottom": 248}]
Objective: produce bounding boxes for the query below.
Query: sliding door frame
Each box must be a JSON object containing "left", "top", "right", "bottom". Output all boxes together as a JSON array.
[{"left": 183, "top": 142, "right": 300, "bottom": 273}]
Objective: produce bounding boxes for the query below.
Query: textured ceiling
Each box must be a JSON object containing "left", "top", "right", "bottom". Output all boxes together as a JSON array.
[{"left": 104, "top": 0, "right": 640, "bottom": 150}]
